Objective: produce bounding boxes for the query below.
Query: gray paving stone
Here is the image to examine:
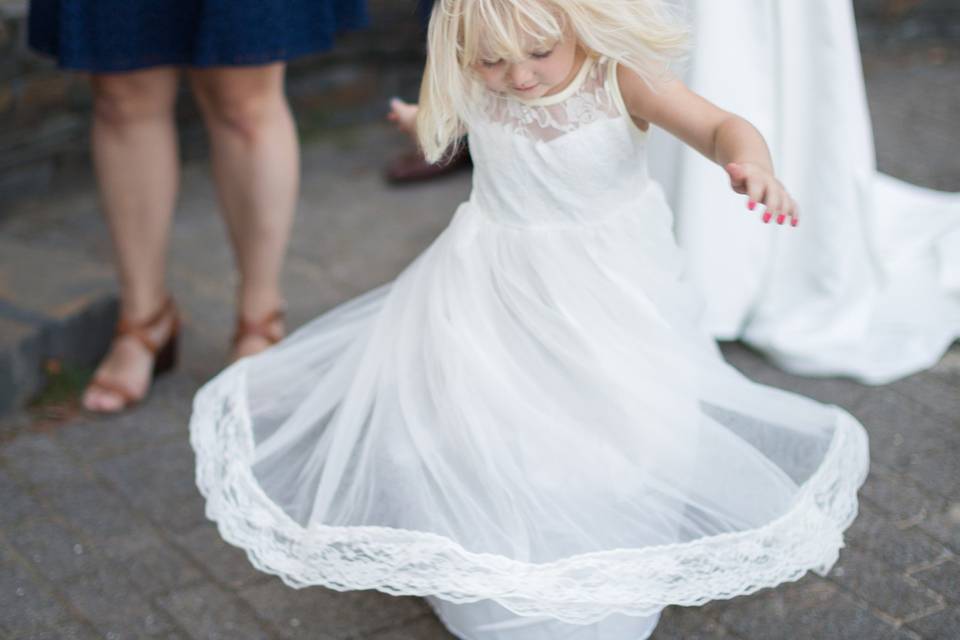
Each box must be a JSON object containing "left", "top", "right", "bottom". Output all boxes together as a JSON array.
[
  {"left": 890, "top": 373, "right": 960, "bottom": 428},
  {"left": 57, "top": 392, "right": 190, "bottom": 462},
  {"left": 0, "top": 431, "right": 89, "bottom": 489},
  {"left": 291, "top": 140, "right": 468, "bottom": 299},
  {"left": 174, "top": 523, "right": 269, "bottom": 590},
  {"left": 860, "top": 466, "right": 948, "bottom": 525},
  {"left": 651, "top": 605, "right": 742, "bottom": 639},
  {"left": 368, "top": 615, "right": 453, "bottom": 640},
  {"left": 6, "top": 518, "right": 100, "bottom": 582},
  {"left": 906, "top": 606, "right": 960, "bottom": 640},
  {"left": 714, "top": 575, "right": 904, "bottom": 640},
  {"left": 829, "top": 545, "right": 943, "bottom": 620},
  {"left": 94, "top": 439, "right": 207, "bottom": 534},
  {"left": 156, "top": 581, "right": 272, "bottom": 640},
  {"left": 166, "top": 233, "right": 236, "bottom": 305},
  {"left": 170, "top": 329, "right": 230, "bottom": 382},
  {"left": 103, "top": 532, "right": 204, "bottom": 598},
  {"left": 61, "top": 567, "right": 176, "bottom": 639},
  {"left": 239, "top": 580, "right": 427, "bottom": 639},
  {"left": 849, "top": 389, "right": 959, "bottom": 471},
  {"left": 0, "top": 241, "right": 114, "bottom": 322},
  {"left": 0, "top": 466, "right": 42, "bottom": 528},
  {"left": 146, "top": 373, "right": 203, "bottom": 418},
  {"left": 22, "top": 622, "right": 100, "bottom": 640},
  {"left": 910, "top": 558, "right": 960, "bottom": 604},
  {"left": 0, "top": 544, "right": 71, "bottom": 635},
  {"left": 57, "top": 372, "right": 199, "bottom": 459},
  {"left": 917, "top": 502, "right": 960, "bottom": 554},
  {"left": 864, "top": 44, "right": 960, "bottom": 193},
  {"left": 897, "top": 444, "right": 960, "bottom": 501},
  {"left": 35, "top": 478, "right": 155, "bottom": 550},
  {"left": 847, "top": 502, "right": 950, "bottom": 570}
]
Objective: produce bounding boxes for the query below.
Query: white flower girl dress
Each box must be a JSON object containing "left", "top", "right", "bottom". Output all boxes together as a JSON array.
[{"left": 190, "top": 56, "right": 870, "bottom": 639}]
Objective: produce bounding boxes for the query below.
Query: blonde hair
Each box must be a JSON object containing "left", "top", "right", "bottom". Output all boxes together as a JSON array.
[{"left": 417, "top": 0, "right": 689, "bottom": 162}]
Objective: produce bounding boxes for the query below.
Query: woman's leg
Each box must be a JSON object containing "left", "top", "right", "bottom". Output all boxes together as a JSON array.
[
  {"left": 188, "top": 63, "right": 299, "bottom": 359},
  {"left": 84, "top": 67, "right": 181, "bottom": 412}
]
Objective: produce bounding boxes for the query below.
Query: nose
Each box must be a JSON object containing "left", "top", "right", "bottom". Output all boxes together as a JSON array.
[{"left": 508, "top": 62, "right": 535, "bottom": 87}]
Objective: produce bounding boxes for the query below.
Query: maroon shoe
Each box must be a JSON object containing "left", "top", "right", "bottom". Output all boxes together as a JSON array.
[{"left": 385, "top": 145, "right": 472, "bottom": 184}]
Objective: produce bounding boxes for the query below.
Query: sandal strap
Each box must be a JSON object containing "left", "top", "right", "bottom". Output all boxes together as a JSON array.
[
  {"left": 116, "top": 295, "right": 179, "bottom": 354},
  {"left": 88, "top": 375, "right": 141, "bottom": 406},
  {"left": 233, "top": 306, "right": 286, "bottom": 347}
]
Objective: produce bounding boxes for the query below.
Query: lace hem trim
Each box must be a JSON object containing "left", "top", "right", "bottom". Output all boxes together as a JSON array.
[{"left": 189, "top": 362, "right": 869, "bottom": 624}]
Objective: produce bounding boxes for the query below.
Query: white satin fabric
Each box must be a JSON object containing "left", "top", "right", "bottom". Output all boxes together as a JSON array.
[
  {"left": 649, "top": 0, "right": 960, "bottom": 384},
  {"left": 190, "top": 57, "right": 869, "bottom": 640}
]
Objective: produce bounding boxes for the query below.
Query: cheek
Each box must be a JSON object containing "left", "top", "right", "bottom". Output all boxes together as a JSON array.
[
  {"left": 545, "top": 44, "right": 578, "bottom": 80},
  {"left": 476, "top": 67, "right": 505, "bottom": 90},
  {"left": 540, "top": 59, "right": 570, "bottom": 83}
]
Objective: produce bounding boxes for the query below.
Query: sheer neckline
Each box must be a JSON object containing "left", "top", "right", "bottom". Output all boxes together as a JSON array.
[{"left": 513, "top": 54, "right": 596, "bottom": 107}]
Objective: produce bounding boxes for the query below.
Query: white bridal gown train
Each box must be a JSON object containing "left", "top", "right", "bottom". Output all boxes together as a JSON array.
[
  {"left": 191, "top": 56, "right": 869, "bottom": 640},
  {"left": 649, "top": 0, "right": 960, "bottom": 384}
]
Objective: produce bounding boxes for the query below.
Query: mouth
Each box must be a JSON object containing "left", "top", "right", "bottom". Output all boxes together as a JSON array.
[{"left": 513, "top": 84, "right": 539, "bottom": 93}]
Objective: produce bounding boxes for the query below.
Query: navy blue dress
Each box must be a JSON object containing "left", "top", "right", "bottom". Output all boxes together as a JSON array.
[{"left": 28, "top": 0, "right": 368, "bottom": 72}]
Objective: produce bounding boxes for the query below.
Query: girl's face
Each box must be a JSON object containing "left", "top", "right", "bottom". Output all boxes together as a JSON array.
[{"left": 472, "top": 31, "right": 583, "bottom": 101}]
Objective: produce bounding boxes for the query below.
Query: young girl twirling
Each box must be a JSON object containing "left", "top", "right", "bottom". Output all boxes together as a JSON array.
[{"left": 190, "top": 1, "right": 869, "bottom": 638}]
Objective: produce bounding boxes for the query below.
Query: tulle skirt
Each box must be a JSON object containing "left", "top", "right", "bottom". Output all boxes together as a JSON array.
[{"left": 190, "top": 191, "right": 869, "bottom": 638}]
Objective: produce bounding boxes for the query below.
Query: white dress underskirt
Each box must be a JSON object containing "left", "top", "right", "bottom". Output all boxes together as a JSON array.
[
  {"left": 426, "top": 597, "right": 662, "bottom": 640},
  {"left": 190, "top": 56, "right": 869, "bottom": 639},
  {"left": 649, "top": 0, "right": 960, "bottom": 384}
]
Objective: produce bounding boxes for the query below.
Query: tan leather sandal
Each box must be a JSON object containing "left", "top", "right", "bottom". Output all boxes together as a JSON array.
[
  {"left": 230, "top": 305, "right": 286, "bottom": 361},
  {"left": 84, "top": 295, "right": 180, "bottom": 412}
]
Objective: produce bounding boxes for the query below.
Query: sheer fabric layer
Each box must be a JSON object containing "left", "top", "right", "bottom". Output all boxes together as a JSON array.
[
  {"left": 190, "top": 55, "right": 870, "bottom": 626},
  {"left": 192, "top": 200, "right": 869, "bottom": 623}
]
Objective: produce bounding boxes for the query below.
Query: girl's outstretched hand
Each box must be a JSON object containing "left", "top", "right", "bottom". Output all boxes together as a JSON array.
[
  {"left": 725, "top": 162, "right": 799, "bottom": 227},
  {"left": 387, "top": 97, "right": 419, "bottom": 138}
]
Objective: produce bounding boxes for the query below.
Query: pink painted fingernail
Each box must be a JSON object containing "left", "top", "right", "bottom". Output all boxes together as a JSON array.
[
  {"left": 762, "top": 212, "right": 772, "bottom": 223},
  {"left": 776, "top": 214, "right": 786, "bottom": 224},
  {"left": 791, "top": 218, "right": 799, "bottom": 227},
  {"left": 748, "top": 200, "right": 757, "bottom": 211}
]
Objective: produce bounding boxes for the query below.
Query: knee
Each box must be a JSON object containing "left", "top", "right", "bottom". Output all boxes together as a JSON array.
[
  {"left": 195, "top": 85, "right": 285, "bottom": 142},
  {"left": 92, "top": 78, "right": 173, "bottom": 126}
]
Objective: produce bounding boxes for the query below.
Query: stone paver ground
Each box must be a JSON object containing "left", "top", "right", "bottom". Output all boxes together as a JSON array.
[{"left": 1, "top": 41, "right": 958, "bottom": 640}]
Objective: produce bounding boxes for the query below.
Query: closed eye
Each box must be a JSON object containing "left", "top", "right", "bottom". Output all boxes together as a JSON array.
[
  {"left": 481, "top": 59, "right": 503, "bottom": 68},
  {"left": 531, "top": 49, "right": 554, "bottom": 59}
]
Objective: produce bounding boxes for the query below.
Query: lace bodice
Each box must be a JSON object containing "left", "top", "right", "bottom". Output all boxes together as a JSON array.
[{"left": 467, "top": 56, "right": 656, "bottom": 228}]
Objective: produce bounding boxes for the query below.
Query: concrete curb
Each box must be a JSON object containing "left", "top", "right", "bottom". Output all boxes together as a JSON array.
[{"left": 0, "top": 292, "right": 116, "bottom": 415}]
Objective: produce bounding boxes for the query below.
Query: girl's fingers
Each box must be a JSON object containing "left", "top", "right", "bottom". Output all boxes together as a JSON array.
[
  {"left": 780, "top": 195, "right": 797, "bottom": 227},
  {"left": 729, "top": 169, "right": 800, "bottom": 228},
  {"left": 779, "top": 204, "right": 793, "bottom": 226},
  {"left": 788, "top": 197, "right": 800, "bottom": 227},
  {"left": 746, "top": 179, "right": 767, "bottom": 218},
  {"left": 763, "top": 193, "right": 801, "bottom": 228},
  {"left": 766, "top": 191, "right": 785, "bottom": 224}
]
